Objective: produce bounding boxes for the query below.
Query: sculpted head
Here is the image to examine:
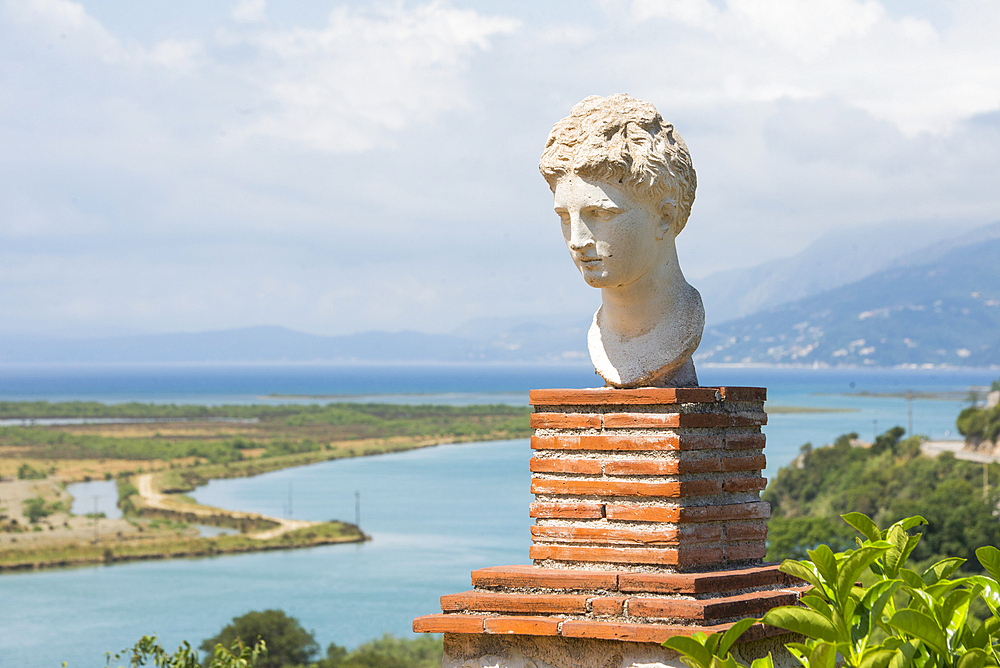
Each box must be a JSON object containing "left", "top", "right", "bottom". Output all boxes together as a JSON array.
[
  {"left": 539, "top": 94, "right": 696, "bottom": 236},
  {"left": 539, "top": 94, "right": 705, "bottom": 388}
]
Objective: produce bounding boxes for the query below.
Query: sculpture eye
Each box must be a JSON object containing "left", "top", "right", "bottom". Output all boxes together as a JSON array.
[{"left": 593, "top": 208, "right": 616, "bottom": 221}]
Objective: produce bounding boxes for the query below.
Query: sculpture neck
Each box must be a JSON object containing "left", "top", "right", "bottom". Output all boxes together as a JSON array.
[{"left": 599, "top": 244, "right": 689, "bottom": 339}]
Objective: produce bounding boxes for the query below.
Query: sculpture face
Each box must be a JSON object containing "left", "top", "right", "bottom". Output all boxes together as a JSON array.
[{"left": 552, "top": 173, "right": 665, "bottom": 290}]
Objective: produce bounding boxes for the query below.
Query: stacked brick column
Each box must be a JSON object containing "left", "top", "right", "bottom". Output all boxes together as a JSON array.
[
  {"left": 528, "top": 387, "right": 769, "bottom": 571},
  {"left": 414, "top": 387, "right": 803, "bottom": 658}
]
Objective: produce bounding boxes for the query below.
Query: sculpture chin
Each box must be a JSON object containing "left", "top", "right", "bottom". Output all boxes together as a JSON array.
[{"left": 587, "top": 289, "right": 705, "bottom": 389}]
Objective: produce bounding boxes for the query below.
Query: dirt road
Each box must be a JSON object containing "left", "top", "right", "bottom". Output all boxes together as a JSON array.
[{"left": 134, "top": 473, "right": 314, "bottom": 539}]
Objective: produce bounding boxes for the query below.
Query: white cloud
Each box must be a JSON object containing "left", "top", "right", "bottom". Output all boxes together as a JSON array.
[
  {"left": 627, "top": 0, "right": 1000, "bottom": 135},
  {"left": 231, "top": 0, "right": 266, "bottom": 25},
  {"left": 0, "top": 0, "right": 998, "bottom": 337},
  {"left": 219, "top": 2, "right": 520, "bottom": 151}
]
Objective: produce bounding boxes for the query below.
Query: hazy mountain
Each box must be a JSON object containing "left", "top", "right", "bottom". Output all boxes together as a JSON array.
[
  {"left": 696, "top": 236, "right": 1000, "bottom": 367},
  {"left": 0, "top": 322, "right": 590, "bottom": 365},
  {"left": 696, "top": 220, "right": 997, "bottom": 325}
]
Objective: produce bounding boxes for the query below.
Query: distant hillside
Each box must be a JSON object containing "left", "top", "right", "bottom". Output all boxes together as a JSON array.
[
  {"left": 0, "top": 322, "right": 590, "bottom": 365},
  {"left": 696, "top": 237, "right": 1000, "bottom": 367},
  {"left": 697, "top": 220, "right": 999, "bottom": 325}
]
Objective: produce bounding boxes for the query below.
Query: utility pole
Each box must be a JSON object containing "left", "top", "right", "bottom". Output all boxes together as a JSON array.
[
  {"left": 907, "top": 391, "right": 913, "bottom": 436},
  {"left": 985, "top": 461, "right": 990, "bottom": 500},
  {"left": 355, "top": 490, "right": 361, "bottom": 528},
  {"left": 93, "top": 495, "right": 99, "bottom": 544}
]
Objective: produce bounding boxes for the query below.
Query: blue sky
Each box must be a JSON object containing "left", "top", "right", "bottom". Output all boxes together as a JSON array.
[{"left": 1, "top": 0, "right": 998, "bottom": 337}]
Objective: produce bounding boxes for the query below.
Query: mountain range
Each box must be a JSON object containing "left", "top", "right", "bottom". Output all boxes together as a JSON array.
[{"left": 2, "top": 220, "right": 998, "bottom": 367}]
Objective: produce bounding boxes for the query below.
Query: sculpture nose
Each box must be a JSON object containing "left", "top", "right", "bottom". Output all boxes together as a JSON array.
[{"left": 567, "top": 214, "right": 594, "bottom": 251}]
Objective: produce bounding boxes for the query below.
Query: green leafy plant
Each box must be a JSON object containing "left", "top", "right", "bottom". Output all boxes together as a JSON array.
[
  {"left": 664, "top": 514, "right": 1000, "bottom": 668},
  {"left": 761, "top": 513, "right": 1000, "bottom": 668},
  {"left": 662, "top": 618, "right": 774, "bottom": 668},
  {"left": 105, "top": 635, "right": 264, "bottom": 668}
]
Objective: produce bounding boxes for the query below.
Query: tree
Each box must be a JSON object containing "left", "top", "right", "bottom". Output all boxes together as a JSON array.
[
  {"left": 200, "top": 610, "right": 318, "bottom": 668},
  {"left": 317, "top": 634, "right": 443, "bottom": 668}
]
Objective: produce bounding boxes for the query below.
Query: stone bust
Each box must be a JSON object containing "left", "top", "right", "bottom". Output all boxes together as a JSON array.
[{"left": 539, "top": 94, "right": 704, "bottom": 388}]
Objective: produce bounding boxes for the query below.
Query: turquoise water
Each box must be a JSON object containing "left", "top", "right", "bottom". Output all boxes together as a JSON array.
[{"left": 1, "top": 364, "right": 997, "bottom": 666}]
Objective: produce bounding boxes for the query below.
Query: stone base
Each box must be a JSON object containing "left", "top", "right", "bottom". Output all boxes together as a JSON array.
[{"left": 443, "top": 633, "right": 801, "bottom": 668}]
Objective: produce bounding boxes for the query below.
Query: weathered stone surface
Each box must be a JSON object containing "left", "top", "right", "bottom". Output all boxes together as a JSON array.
[{"left": 539, "top": 94, "right": 703, "bottom": 389}]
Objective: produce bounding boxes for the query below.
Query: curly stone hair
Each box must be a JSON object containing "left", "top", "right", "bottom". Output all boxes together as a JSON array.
[{"left": 538, "top": 94, "right": 697, "bottom": 233}]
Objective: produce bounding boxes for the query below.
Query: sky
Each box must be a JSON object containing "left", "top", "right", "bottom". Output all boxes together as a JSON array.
[{"left": 1, "top": 0, "right": 999, "bottom": 338}]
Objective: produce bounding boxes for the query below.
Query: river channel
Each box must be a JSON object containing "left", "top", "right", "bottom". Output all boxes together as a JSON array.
[{"left": 1, "top": 365, "right": 997, "bottom": 666}]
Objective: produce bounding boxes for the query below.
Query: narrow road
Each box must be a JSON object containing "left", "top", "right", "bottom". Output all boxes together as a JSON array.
[
  {"left": 922, "top": 440, "right": 1000, "bottom": 463},
  {"left": 135, "top": 473, "right": 315, "bottom": 540}
]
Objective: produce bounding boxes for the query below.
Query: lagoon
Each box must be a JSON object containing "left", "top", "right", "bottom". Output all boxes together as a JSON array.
[{"left": 1, "top": 364, "right": 997, "bottom": 666}]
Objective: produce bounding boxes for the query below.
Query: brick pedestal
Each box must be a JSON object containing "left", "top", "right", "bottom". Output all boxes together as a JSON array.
[{"left": 414, "top": 387, "right": 803, "bottom": 668}]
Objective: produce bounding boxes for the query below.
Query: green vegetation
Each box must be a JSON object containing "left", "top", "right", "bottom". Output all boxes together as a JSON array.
[
  {"left": 763, "top": 427, "right": 1000, "bottom": 570},
  {"left": 107, "top": 635, "right": 266, "bottom": 668},
  {"left": 197, "top": 610, "right": 443, "bottom": 668},
  {"left": 665, "top": 513, "right": 1000, "bottom": 668},
  {"left": 17, "top": 462, "right": 48, "bottom": 479},
  {"left": 957, "top": 390, "right": 1000, "bottom": 449},
  {"left": 0, "top": 402, "right": 530, "bottom": 468},
  {"left": 0, "top": 521, "right": 364, "bottom": 571},
  {"left": 22, "top": 496, "right": 68, "bottom": 523},
  {"left": 201, "top": 610, "right": 317, "bottom": 668}
]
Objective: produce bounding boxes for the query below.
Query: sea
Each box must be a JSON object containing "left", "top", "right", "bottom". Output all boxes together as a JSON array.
[{"left": 0, "top": 363, "right": 997, "bottom": 667}]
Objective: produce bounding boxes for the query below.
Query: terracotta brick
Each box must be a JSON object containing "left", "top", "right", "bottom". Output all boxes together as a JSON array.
[
  {"left": 718, "top": 387, "right": 767, "bottom": 402},
  {"left": 531, "top": 525, "right": 679, "bottom": 546},
  {"left": 530, "top": 479, "right": 683, "bottom": 497},
  {"left": 726, "top": 433, "right": 766, "bottom": 450},
  {"left": 680, "top": 479, "right": 724, "bottom": 496},
  {"left": 628, "top": 589, "right": 799, "bottom": 621},
  {"left": 605, "top": 503, "right": 770, "bottom": 524},
  {"left": 529, "top": 502, "right": 604, "bottom": 519},
  {"left": 529, "top": 457, "right": 602, "bottom": 475},
  {"left": 721, "top": 454, "right": 766, "bottom": 472},
  {"left": 725, "top": 524, "right": 768, "bottom": 541},
  {"left": 605, "top": 505, "right": 680, "bottom": 523},
  {"left": 530, "top": 544, "right": 679, "bottom": 566},
  {"left": 603, "top": 412, "right": 681, "bottom": 428},
  {"left": 677, "top": 501, "right": 771, "bottom": 523},
  {"left": 528, "top": 388, "right": 719, "bottom": 406},
  {"left": 726, "top": 543, "right": 768, "bottom": 561},
  {"left": 559, "top": 620, "right": 704, "bottom": 643},
  {"left": 441, "top": 591, "right": 587, "bottom": 614},
  {"left": 412, "top": 614, "right": 485, "bottom": 634},
  {"left": 485, "top": 616, "right": 561, "bottom": 636},
  {"left": 533, "top": 433, "right": 682, "bottom": 451},
  {"left": 591, "top": 596, "right": 626, "bottom": 615},
  {"left": 723, "top": 477, "right": 768, "bottom": 493},
  {"left": 530, "top": 413, "right": 601, "bottom": 429},
  {"left": 580, "top": 434, "right": 681, "bottom": 451},
  {"left": 679, "top": 457, "right": 724, "bottom": 474},
  {"left": 603, "top": 459, "right": 681, "bottom": 475},
  {"left": 678, "top": 524, "right": 725, "bottom": 543},
  {"left": 676, "top": 434, "right": 724, "bottom": 450},
  {"left": 619, "top": 565, "right": 794, "bottom": 594},
  {"left": 676, "top": 413, "right": 767, "bottom": 428},
  {"left": 602, "top": 458, "right": 722, "bottom": 475},
  {"left": 601, "top": 412, "right": 764, "bottom": 429},
  {"left": 530, "top": 544, "right": 723, "bottom": 566},
  {"left": 471, "top": 565, "right": 618, "bottom": 591}
]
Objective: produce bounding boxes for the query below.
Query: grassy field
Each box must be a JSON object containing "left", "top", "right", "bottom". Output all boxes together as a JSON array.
[
  {"left": 0, "top": 520, "right": 365, "bottom": 572},
  {"left": 0, "top": 402, "right": 533, "bottom": 481},
  {"left": 0, "top": 401, "right": 532, "bottom": 571}
]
